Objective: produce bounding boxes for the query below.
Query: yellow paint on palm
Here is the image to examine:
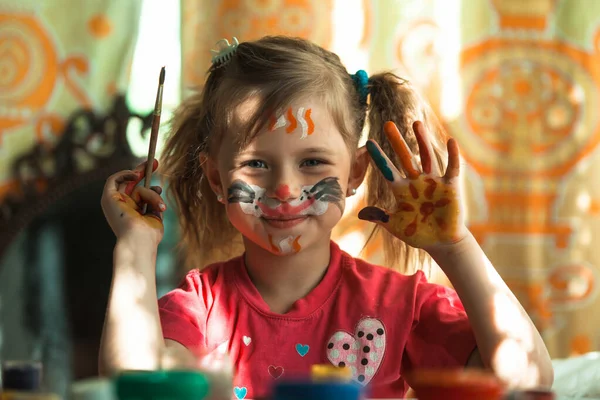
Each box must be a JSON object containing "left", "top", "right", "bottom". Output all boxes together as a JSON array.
[{"left": 388, "top": 175, "right": 461, "bottom": 247}]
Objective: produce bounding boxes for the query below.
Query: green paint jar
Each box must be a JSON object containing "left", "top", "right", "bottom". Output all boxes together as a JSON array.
[{"left": 115, "top": 371, "right": 209, "bottom": 400}]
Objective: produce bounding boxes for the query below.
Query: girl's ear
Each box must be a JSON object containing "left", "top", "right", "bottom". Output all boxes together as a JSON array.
[
  {"left": 348, "top": 146, "right": 370, "bottom": 194},
  {"left": 201, "top": 154, "right": 224, "bottom": 197}
]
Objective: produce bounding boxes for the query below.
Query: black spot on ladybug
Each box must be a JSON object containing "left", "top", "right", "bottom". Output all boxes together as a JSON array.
[
  {"left": 377, "top": 328, "right": 384, "bottom": 335},
  {"left": 328, "top": 343, "right": 334, "bottom": 349},
  {"left": 358, "top": 331, "right": 364, "bottom": 338},
  {"left": 338, "top": 362, "right": 346, "bottom": 367},
  {"left": 363, "top": 346, "right": 370, "bottom": 353},
  {"left": 361, "top": 358, "right": 368, "bottom": 365},
  {"left": 366, "top": 333, "right": 373, "bottom": 340},
  {"left": 342, "top": 343, "right": 350, "bottom": 350}
]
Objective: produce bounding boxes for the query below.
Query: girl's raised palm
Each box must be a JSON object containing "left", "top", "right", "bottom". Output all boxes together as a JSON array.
[
  {"left": 358, "top": 121, "right": 468, "bottom": 250},
  {"left": 101, "top": 160, "right": 166, "bottom": 246}
]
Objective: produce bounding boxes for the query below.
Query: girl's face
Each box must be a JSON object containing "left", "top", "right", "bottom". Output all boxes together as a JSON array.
[{"left": 208, "top": 98, "right": 367, "bottom": 256}]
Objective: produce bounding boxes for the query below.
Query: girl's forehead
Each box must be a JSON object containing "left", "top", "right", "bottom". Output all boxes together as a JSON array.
[{"left": 228, "top": 99, "right": 344, "bottom": 152}]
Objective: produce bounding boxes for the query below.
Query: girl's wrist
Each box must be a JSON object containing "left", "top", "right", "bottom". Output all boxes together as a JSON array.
[{"left": 423, "top": 227, "right": 473, "bottom": 259}]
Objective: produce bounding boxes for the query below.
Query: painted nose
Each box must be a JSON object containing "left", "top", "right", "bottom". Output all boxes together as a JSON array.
[{"left": 273, "top": 184, "right": 292, "bottom": 201}]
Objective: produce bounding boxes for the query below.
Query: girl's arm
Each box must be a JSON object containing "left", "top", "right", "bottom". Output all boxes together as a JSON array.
[
  {"left": 99, "top": 237, "right": 197, "bottom": 375},
  {"left": 428, "top": 232, "right": 554, "bottom": 388},
  {"left": 98, "top": 163, "right": 195, "bottom": 375},
  {"left": 358, "top": 120, "right": 553, "bottom": 389},
  {"left": 99, "top": 236, "right": 165, "bottom": 375}
]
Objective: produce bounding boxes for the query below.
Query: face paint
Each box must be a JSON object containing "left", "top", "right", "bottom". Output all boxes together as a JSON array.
[
  {"left": 366, "top": 141, "right": 394, "bottom": 182},
  {"left": 268, "top": 234, "right": 302, "bottom": 254},
  {"left": 269, "top": 107, "right": 315, "bottom": 139},
  {"left": 275, "top": 184, "right": 291, "bottom": 199},
  {"left": 227, "top": 177, "right": 344, "bottom": 218}
]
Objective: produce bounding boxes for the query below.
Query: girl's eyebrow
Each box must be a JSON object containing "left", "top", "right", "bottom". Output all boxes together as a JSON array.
[
  {"left": 300, "top": 147, "right": 337, "bottom": 155},
  {"left": 236, "top": 147, "right": 337, "bottom": 158}
]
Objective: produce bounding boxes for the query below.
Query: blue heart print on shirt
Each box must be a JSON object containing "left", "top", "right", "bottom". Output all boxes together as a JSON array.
[
  {"left": 234, "top": 386, "right": 247, "bottom": 399},
  {"left": 296, "top": 343, "right": 309, "bottom": 357}
]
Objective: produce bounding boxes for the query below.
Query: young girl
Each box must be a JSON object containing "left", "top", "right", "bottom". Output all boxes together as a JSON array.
[{"left": 99, "top": 36, "right": 553, "bottom": 399}]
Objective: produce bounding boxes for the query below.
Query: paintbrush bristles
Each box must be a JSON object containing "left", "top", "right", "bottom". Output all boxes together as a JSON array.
[{"left": 159, "top": 66, "right": 165, "bottom": 84}]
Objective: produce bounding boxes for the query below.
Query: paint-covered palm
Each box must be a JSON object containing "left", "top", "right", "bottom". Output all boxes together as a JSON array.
[{"left": 358, "top": 121, "right": 468, "bottom": 250}]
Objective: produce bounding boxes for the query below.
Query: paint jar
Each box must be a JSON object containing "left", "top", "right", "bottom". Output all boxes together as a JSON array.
[
  {"left": 1, "top": 361, "right": 42, "bottom": 392},
  {"left": 71, "top": 378, "right": 116, "bottom": 400},
  {"left": 504, "top": 389, "right": 556, "bottom": 399},
  {"left": 0, "top": 393, "right": 59, "bottom": 400},
  {"left": 310, "top": 364, "right": 353, "bottom": 382},
  {"left": 272, "top": 381, "right": 362, "bottom": 400},
  {"left": 115, "top": 370, "right": 210, "bottom": 400},
  {"left": 407, "top": 369, "right": 505, "bottom": 400}
]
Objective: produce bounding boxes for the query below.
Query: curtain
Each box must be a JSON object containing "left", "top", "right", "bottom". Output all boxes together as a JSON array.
[
  {"left": 181, "top": 0, "right": 600, "bottom": 358},
  {"left": 0, "top": 0, "right": 142, "bottom": 197},
  {"left": 0, "top": 0, "right": 143, "bottom": 394}
]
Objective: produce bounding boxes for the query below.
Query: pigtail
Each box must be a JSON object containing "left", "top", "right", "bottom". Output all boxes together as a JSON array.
[
  {"left": 364, "top": 72, "right": 449, "bottom": 274},
  {"left": 161, "top": 71, "right": 243, "bottom": 270}
]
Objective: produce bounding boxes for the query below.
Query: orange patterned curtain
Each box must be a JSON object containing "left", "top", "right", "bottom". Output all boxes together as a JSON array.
[
  {"left": 181, "top": 0, "right": 600, "bottom": 358},
  {"left": 0, "top": 0, "right": 143, "bottom": 200},
  {"left": 451, "top": 0, "right": 600, "bottom": 359}
]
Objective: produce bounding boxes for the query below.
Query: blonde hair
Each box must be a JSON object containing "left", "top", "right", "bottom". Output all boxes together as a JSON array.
[{"left": 161, "top": 36, "right": 449, "bottom": 272}]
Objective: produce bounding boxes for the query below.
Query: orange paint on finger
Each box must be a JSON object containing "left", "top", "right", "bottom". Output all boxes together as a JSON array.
[{"left": 384, "top": 121, "right": 420, "bottom": 179}]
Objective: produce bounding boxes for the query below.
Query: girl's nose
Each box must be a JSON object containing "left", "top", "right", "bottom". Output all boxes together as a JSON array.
[{"left": 270, "top": 183, "right": 297, "bottom": 202}]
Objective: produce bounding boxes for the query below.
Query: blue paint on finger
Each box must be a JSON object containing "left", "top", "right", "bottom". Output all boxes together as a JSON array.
[{"left": 367, "top": 141, "right": 394, "bottom": 182}]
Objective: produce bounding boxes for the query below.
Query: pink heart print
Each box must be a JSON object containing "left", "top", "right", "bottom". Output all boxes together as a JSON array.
[{"left": 326, "top": 317, "right": 386, "bottom": 386}]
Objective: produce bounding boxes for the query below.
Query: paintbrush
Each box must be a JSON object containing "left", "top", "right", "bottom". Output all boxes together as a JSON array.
[{"left": 142, "top": 66, "right": 165, "bottom": 214}]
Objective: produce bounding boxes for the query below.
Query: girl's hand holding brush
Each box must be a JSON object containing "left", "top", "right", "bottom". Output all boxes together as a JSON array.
[
  {"left": 101, "top": 159, "right": 166, "bottom": 247},
  {"left": 101, "top": 67, "right": 167, "bottom": 247}
]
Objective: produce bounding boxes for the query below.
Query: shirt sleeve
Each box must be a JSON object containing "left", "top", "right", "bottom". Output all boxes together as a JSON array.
[
  {"left": 158, "top": 269, "right": 210, "bottom": 355},
  {"left": 401, "top": 271, "right": 477, "bottom": 373}
]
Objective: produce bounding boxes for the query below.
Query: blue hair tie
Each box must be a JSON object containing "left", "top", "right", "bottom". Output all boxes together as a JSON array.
[{"left": 351, "top": 69, "right": 369, "bottom": 106}]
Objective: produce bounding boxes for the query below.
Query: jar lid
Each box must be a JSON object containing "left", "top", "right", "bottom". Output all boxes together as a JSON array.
[
  {"left": 115, "top": 370, "right": 210, "bottom": 400},
  {"left": 1, "top": 361, "right": 43, "bottom": 391},
  {"left": 71, "top": 378, "right": 116, "bottom": 400}
]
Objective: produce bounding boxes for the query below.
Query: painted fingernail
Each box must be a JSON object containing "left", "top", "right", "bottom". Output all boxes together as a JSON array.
[
  {"left": 366, "top": 141, "right": 394, "bottom": 182},
  {"left": 358, "top": 207, "right": 390, "bottom": 223},
  {"left": 159, "top": 203, "right": 166, "bottom": 211}
]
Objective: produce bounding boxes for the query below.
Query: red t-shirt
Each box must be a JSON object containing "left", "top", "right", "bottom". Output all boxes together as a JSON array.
[{"left": 158, "top": 241, "right": 476, "bottom": 399}]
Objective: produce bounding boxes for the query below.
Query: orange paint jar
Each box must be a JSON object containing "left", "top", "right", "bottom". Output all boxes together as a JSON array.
[{"left": 407, "top": 369, "right": 505, "bottom": 400}]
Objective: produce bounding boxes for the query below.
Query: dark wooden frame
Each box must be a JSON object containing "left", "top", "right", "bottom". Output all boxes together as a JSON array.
[{"left": 0, "top": 95, "right": 153, "bottom": 258}]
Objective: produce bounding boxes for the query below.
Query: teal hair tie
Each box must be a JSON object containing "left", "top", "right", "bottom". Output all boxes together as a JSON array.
[{"left": 351, "top": 69, "right": 369, "bottom": 106}]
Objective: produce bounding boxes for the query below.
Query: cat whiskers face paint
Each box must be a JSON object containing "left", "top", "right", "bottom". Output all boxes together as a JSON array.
[{"left": 227, "top": 177, "right": 344, "bottom": 218}]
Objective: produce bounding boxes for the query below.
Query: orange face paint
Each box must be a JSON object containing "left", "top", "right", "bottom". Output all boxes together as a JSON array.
[
  {"left": 285, "top": 107, "right": 297, "bottom": 133},
  {"left": 268, "top": 234, "right": 302, "bottom": 254},
  {"left": 269, "top": 107, "right": 315, "bottom": 138}
]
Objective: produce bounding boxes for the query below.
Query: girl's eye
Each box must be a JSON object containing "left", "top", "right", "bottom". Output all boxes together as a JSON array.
[
  {"left": 244, "top": 160, "right": 267, "bottom": 169},
  {"left": 301, "top": 159, "right": 324, "bottom": 167}
]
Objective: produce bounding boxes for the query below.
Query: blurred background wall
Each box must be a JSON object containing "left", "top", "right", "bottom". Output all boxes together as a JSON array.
[{"left": 1, "top": 0, "right": 599, "bottom": 395}]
